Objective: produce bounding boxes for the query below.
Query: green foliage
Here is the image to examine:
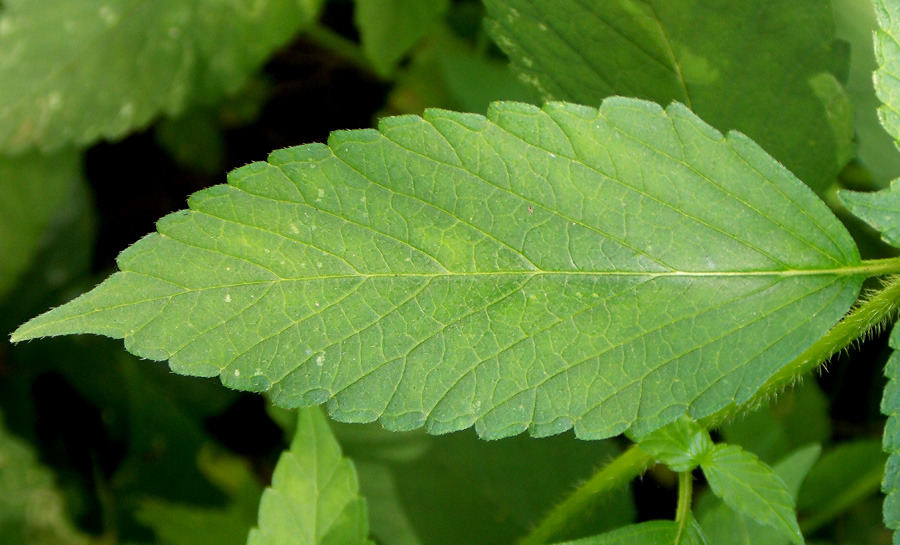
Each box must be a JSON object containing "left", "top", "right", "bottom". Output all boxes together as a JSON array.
[
  {"left": 0, "top": 0, "right": 322, "bottom": 153},
  {"left": 8, "top": 0, "right": 900, "bottom": 544},
  {"left": 0, "top": 151, "right": 81, "bottom": 300},
  {"left": 354, "top": 0, "right": 449, "bottom": 77},
  {"left": 552, "top": 519, "right": 707, "bottom": 545},
  {"left": 0, "top": 414, "right": 91, "bottom": 545},
  {"left": 635, "top": 416, "right": 713, "bottom": 473},
  {"left": 13, "top": 97, "right": 865, "bottom": 442},
  {"left": 483, "top": 0, "right": 853, "bottom": 193},
  {"left": 701, "top": 445, "right": 803, "bottom": 544},
  {"left": 248, "top": 407, "right": 371, "bottom": 545},
  {"left": 698, "top": 445, "right": 821, "bottom": 545}
]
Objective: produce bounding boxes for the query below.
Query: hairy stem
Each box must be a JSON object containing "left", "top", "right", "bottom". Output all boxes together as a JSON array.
[
  {"left": 674, "top": 471, "right": 693, "bottom": 544},
  {"left": 517, "top": 445, "right": 654, "bottom": 545},
  {"left": 702, "top": 274, "right": 900, "bottom": 428},
  {"left": 521, "top": 275, "right": 900, "bottom": 544}
]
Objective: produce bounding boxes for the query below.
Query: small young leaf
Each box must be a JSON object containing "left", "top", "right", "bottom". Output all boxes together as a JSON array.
[
  {"left": 12, "top": 98, "right": 864, "bottom": 440},
  {"left": 635, "top": 416, "right": 713, "bottom": 472},
  {"left": 354, "top": 0, "right": 449, "bottom": 77},
  {"left": 484, "top": 0, "right": 853, "bottom": 193},
  {"left": 698, "top": 444, "right": 821, "bottom": 545},
  {"left": 701, "top": 444, "right": 804, "bottom": 544},
  {"left": 248, "top": 407, "right": 371, "bottom": 545},
  {"left": 839, "top": 181, "right": 900, "bottom": 248},
  {"left": 552, "top": 519, "right": 708, "bottom": 545},
  {"left": 0, "top": 0, "right": 323, "bottom": 153}
]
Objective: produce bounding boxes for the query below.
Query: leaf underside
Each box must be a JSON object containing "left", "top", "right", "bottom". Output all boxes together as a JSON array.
[
  {"left": 13, "top": 98, "right": 862, "bottom": 440},
  {"left": 554, "top": 519, "right": 707, "bottom": 545},
  {"left": 484, "top": 0, "right": 854, "bottom": 194},
  {"left": 0, "top": 0, "right": 319, "bottom": 153}
]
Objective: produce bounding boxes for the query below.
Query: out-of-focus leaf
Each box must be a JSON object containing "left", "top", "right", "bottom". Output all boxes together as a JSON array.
[
  {"left": 336, "top": 425, "right": 633, "bottom": 545},
  {"left": 552, "top": 519, "right": 708, "bottom": 545},
  {"left": 354, "top": 0, "right": 449, "bottom": 76},
  {"left": 720, "top": 381, "right": 830, "bottom": 465},
  {"left": 0, "top": 0, "right": 323, "bottom": 153},
  {"left": 833, "top": 0, "right": 900, "bottom": 186},
  {"left": 248, "top": 407, "right": 371, "bottom": 545},
  {"left": 0, "top": 413, "right": 92, "bottom": 545},
  {"left": 484, "top": 0, "right": 854, "bottom": 193},
  {"left": 0, "top": 151, "right": 81, "bottom": 301}
]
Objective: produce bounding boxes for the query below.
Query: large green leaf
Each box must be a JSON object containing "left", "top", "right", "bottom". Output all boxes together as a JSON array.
[
  {"left": 701, "top": 444, "right": 803, "bottom": 544},
  {"left": 0, "top": 0, "right": 322, "bottom": 153},
  {"left": 484, "top": 0, "right": 853, "bottom": 193},
  {"left": 248, "top": 407, "right": 370, "bottom": 545},
  {"left": 12, "top": 98, "right": 864, "bottom": 440},
  {"left": 0, "top": 151, "right": 81, "bottom": 300}
]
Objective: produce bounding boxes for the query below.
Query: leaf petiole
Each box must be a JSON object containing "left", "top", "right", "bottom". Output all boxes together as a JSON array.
[{"left": 674, "top": 471, "right": 693, "bottom": 544}]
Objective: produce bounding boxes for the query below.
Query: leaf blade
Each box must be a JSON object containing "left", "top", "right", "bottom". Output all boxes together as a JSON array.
[
  {"left": 484, "top": 0, "right": 853, "bottom": 193},
  {"left": 247, "top": 407, "right": 370, "bottom": 545},
  {"left": 0, "top": 0, "right": 322, "bottom": 153},
  {"left": 701, "top": 444, "right": 804, "bottom": 544},
  {"left": 12, "top": 98, "right": 863, "bottom": 440}
]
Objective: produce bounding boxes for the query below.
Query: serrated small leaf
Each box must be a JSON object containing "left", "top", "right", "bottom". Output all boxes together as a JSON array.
[
  {"left": 247, "top": 407, "right": 370, "bottom": 545},
  {"left": 839, "top": 181, "right": 900, "bottom": 248},
  {"left": 699, "top": 444, "right": 820, "bottom": 545},
  {"left": 12, "top": 98, "right": 864, "bottom": 440},
  {"left": 0, "top": 0, "right": 322, "bottom": 153},
  {"left": 701, "top": 444, "right": 803, "bottom": 544},
  {"left": 355, "top": 0, "right": 449, "bottom": 77},
  {"left": 553, "top": 519, "right": 708, "bottom": 545},
  {"left": 484, "top": 0, "right": 853, "bottom": 193},
  {"left": 636, "top": 416, "right": 713, "bottom": 472}
]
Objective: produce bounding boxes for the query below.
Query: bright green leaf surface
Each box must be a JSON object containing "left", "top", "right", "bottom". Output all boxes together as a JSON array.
[
  {"left": 484, "top": 0, "right": 853, "bottom": 193},
  {"left": 247, "top": 407, "right": 370, "bottom": 545},
  {"left": 0, "top": 414, "right": 91, "bottom": 545},
  {"left": 636, "top": 416, "right": 713, "bottom": 472},
  {"left": 840, "top": 180, "right": 900, "bottom": 248},
  {"left": 701, "top": 444, "right": 803, "bottom": 544},
  {"left": 0, "top": 151, "right": 81, "bottom": 300},
  {"left": 553, "top": 519, "right": 708, "bottom": 545},
  {"left": 13, "top": 98, "right": 864, "bottom": 440},
  {"left": 874, "top": 0, "right": 900, "bottom": 148},
  {"left": 355, "top": 0, "right": 449, "bottom": 77},
  {"left": 699, "top": 445, "right": 820, "bottom": 545},
  {"left": 0, "top": 0, "right": 321, "bottom": 153},
  {"left": 882, "top": 324, "right": 900, "bottom": 538}
]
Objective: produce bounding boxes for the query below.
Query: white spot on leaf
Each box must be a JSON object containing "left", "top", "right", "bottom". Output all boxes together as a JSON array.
[
  {"left": 225, "top": 294, "right": 232, "bottom": 303},
  {"left": 119, "top": 102, "right": 134, "bottom": 118},
  {"left": 315, "top": 353, "right": 325, "bottom": 366},
  {"left": 99, "top": 6, "right": 119, "bottom": 26}
]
